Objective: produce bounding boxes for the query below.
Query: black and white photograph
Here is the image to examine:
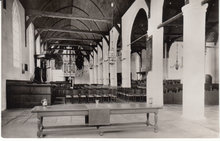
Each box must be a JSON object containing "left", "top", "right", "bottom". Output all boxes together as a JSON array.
[{"left": 0, "top": 0, "right": 219, "bottom": 139}]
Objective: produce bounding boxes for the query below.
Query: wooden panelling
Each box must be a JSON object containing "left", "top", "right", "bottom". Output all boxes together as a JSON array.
[
  {"left": 6, "top": 81, "right": 52, "bottom": 109},
  {"left": 164, "top": 90, "right": 219, "bottom": 105},
  {"left": 205, "top": 90, "right": 219, "bottom": 105}
]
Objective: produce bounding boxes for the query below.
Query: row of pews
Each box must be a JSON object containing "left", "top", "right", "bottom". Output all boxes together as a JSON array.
[
  {"left": 52, "top": 87, "right": 117, "bottom": 104},
  {"left": 131, "top": 80, "right": 146, "bottom": 88},
  {"left": 163, "top": 80, "right": 219, "bottom": 105},
  {"left": 6, "top": 79, "right": 218, "bottom": 108},
  {"left": 52, "top": 85, "right": 147, "bottom": 104},
  {"left": 117, "top": 88, "right": 146, "bottom": 102}
]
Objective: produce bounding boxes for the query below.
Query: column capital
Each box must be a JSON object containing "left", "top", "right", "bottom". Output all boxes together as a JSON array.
[{"left": 182, "top": 1, "right": 208, "bottom": 15}]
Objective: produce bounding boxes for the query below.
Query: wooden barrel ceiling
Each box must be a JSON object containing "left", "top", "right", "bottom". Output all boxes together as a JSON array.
[{"left": 19, "top": 0, "right": 218, "bottom": 59}]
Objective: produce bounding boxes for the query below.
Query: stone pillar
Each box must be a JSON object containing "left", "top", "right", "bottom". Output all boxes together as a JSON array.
[
  {"left": 182, "top": 0, "right": 208, "bottom": 120},
  {"left": 93, "top": 50, "right": 98, "bottom": 84},
  {"left": 163, "top": 43, "right": 168, "bottom": 79},
  {"left": 136, "top": 53, "right": 141, "bottom": 80},
  {"left": 97, "top": 44, "right": 103, "bottom": 84},
  {"left": 146, "top": 0, "right": 164, "bottom": 106},
  {"left": 131, "top": 53, "right": 140, "bottom": 81},
  {"left": 27, "top": 23, "right": 35, "bottom": 75},
  {"left": 36, "top": 35, "right": 41, "bottom": 67},
  {"left": 109, "top": 27, "right": 119, "bottom": 86},
  {"left": 121, "top": 16, "right": 131, "bottom": 87},
  {"left": 89, "top": 54, "right": 94, "bottom": 84},
  {"left": 141, "top": 49, "right": 147, "bottom": 78},
  {"left": 46, "top": 60, "right": 52, "bottom": 82},
  {"left": 102, "top": 36, "right": 110, "bottom": 85},
  {"left": 121, "top": 47, "right": 131, "bottom": 87}
]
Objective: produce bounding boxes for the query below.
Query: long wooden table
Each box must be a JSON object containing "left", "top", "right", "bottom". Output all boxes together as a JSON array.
[{"left": 31, "top": 103, "right": 162, "bottom": 137}]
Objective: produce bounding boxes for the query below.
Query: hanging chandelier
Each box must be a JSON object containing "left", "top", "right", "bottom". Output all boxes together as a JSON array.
[{"left": 170, "top": 43, "right": 183, "bottom": 70}]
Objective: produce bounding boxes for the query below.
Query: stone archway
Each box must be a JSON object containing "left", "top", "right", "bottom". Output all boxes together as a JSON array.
[
  {"left": 130, "top": 8, "right": 148, "bottom": 87},
  {"left": 121, "top": 0, "right": 149, "bottom": 88}
]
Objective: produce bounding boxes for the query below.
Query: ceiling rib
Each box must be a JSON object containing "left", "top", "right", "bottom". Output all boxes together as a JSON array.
[
  {"left": 46, "top": 24, "right": 89, "bottom": 40},
  {"left": 37, "top": 27, "right": 108, "bottom": 35},
  {"left": 49, "top": 43, "right": 96, "bottom": 47},
  {"left": 40, "top": 5, "right": 92, "bottom": 38},
  {"left": 26, "top": 10, "right": 112, "bottom": 23},
  {"left": 45, "top": 37, "right": 101, "bottom": 42}
]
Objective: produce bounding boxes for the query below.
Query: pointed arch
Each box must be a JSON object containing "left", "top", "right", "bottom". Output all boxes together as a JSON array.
[
  {"left": 12, "top": 0, "right": 22, "bottom": 68},
  {"left": 121, "top": 0, "right": 149, "bottom": 87}
]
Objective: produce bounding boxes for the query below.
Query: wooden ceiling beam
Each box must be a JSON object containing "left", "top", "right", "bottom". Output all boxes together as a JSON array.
[
  {"left": 59, "top": 54, "right": 76, "bottom": 55},
  {"left": 52, "top": 48, "right": 93, "bottom": 51},
  {"left": 158, "top": 0, "right": 211, "bottom": 29},
  {"left": 26, "top": 9, "right": 112, "bottom": 23},
  {"left": 44, "top": 37, "right": 101, "bottom": 42},
  {"left": 59, "top": 54, "right": 90, "bottom": 58},
  {"left": 49, "top": 43, "right": 96, "bottom": 48},
  {"left": 43, "top": 37, "right": 101, "bottom": 44},
  {"left": 158, "top": 13, "right": 183, "bottom": 29},
  {"left": 36, "top": 27, "right": 108, "bottom": 35},
  {"left": 164, "top": 33, "right": 182, "bottom": 36},
  {"left": 50, "top": 46, "right": 94, "bottom": 51}
]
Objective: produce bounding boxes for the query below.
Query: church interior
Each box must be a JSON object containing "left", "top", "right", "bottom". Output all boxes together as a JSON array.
[{"left": 1, "top": 0, "right": 219, "bottom": 138}]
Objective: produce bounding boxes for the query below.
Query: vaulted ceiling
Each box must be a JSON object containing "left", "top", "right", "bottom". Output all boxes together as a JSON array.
[
  {"left": 20, "top": 0, "right": 135, "bottom": 55},
  {"left": 19, "top": 0, "right": 218, "bottom": 59}
]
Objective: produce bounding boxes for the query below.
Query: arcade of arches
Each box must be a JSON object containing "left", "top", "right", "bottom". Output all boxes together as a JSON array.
[{"left": 1, "top": 0, "right": 219, "bottom": 128}]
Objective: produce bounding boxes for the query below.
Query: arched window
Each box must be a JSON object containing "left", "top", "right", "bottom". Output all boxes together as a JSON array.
[
  {"left": 28, "top": 23, "right": 35, "bottom": 74},
  {"left": 12, "top": 0, "right": 21, "bottom": 68}
]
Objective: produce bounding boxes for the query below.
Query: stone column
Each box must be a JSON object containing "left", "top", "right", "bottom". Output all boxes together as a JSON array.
[
  {"left": 97, "top": 44, "right": 103, "bottom": 84},
  {"left": 89, "top": 54, "right": 94, "bottom": 84},
  {"left": 182, "top": 0, "right": 208, "bottom": 120},
  {"left": 36, "top": 35, "right": 41, "bottom": 67},
  {"left": 121, "top": 18, "right": 131, "bottom": 87},
  {"left": 93, "top": 50, "right": 98, "bottom": 84},
  {"left": 109, "top": 27, "right": 119, "bottom": 86},
  {"left": 146, "top": 0, "right": 164, "bottom": 106},
  {"left": 102, "top": 36, "right": 110, "bottom": 85},
  {"left": 121, "top": 47, "right": 131, "bottom": 87},
  {"left": 131, "top": 53, "right": 140, "bottom": 81},
  {"left": 163, "top": 43, "right": 168, "bottom": 79},
  {"left": 136, "top": 53, "right": 141, "bottom": 80}
]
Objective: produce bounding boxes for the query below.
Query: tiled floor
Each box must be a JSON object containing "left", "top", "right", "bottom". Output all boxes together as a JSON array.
[{"left": 1, "top": 104, "right": 219, "bottom": 138}]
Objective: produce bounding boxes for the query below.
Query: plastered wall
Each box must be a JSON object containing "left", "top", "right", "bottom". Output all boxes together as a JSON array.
[
  {"left": 165, "top": 41, "right": 219, "bottom": 83},
  {"left": 1, "top": 0, "right": 34, "bottom": 110}
]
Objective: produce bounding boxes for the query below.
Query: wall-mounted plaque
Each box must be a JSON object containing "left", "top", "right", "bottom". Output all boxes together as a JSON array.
[{"left": 146, "top": 36, "right": 152, "bottom": 73}]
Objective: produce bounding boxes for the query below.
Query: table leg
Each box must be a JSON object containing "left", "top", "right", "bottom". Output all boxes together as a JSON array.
[
  {"left": 97, "top": 126, "right": 104, "bottom": 136},
  {"left": 146, "top": 113, "right": 150, "bottom": 126},
  {"left": 154, "top": 112, "right": 158, "bottom": 133},
  {"left": 37, "top": 115, "right": 43, "bottom": 138}
]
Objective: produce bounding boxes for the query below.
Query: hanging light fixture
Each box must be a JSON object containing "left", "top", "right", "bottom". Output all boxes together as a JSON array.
[
  {"left": 111, "top": 2, "right": 114, "bottom": 8},
  {"left": 109, "top": 1, "right": 116, "bottom": 65},
  {"left": 170, "top": 43, "right": 183, "bottom": 70}
]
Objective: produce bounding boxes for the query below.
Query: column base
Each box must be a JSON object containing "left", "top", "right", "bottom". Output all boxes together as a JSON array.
[{"left": 181, "top": 114, "right": 206, "bottom": 121}]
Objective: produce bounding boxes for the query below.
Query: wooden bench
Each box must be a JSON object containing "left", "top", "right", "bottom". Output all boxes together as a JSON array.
[{"left": 31, "top": 103, "right": 162, "bottom": 137}]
